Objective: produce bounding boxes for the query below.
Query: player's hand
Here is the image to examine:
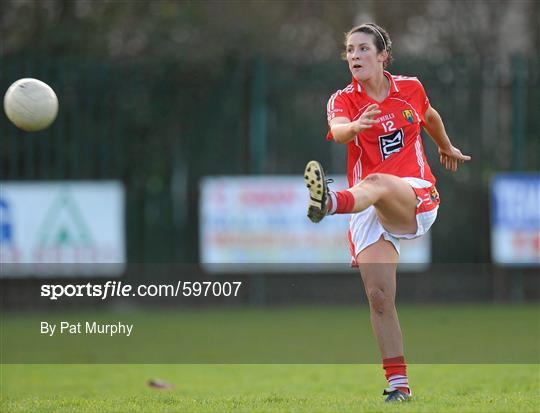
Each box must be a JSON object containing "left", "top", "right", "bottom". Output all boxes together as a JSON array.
[
  {"left": 438, "top": 145, "right": 471, "bottom": 172},
  {"left": 353, "top": 104, "right": 381, "bottom": 133}
]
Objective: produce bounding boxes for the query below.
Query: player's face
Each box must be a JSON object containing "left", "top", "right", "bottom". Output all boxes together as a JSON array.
[{"left": 346, "top": 32, "right": 385, "bottom": 81}]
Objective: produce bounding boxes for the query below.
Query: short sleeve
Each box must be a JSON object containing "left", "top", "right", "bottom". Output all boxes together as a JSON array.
[
  {"left": 415, "top": 80, "right": 430, "bottom": 125},
  {"left": 326, "top": 91, "right": 351, "bottom": 141}
]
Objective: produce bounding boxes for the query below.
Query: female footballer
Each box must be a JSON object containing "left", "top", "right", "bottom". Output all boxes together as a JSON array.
[{"left": 304, "top": 23, "right": 470, "bottom": 402}]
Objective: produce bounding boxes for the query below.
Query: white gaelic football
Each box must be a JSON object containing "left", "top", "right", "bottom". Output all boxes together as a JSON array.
[{"left": 3, "top": 78, "right": 59, "bottom": 132}]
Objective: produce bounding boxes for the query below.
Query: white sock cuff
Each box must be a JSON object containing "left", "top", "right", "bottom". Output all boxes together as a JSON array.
[{"left": 388, "top": 374, "right": 410, "bottom": 389}]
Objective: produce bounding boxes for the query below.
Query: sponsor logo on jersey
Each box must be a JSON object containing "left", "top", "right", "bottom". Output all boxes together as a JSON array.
[
  {"left": 402, "top": 110, "right": 415, "bottom": 124},
  {"left": 378, "top": 113, "right": 395, "bottom": 122},
  {"left": 379, "top": 129, "right": 404, "bottom": 160}
]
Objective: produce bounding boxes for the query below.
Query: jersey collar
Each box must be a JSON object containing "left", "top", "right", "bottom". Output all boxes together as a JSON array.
[{"left": 352, "top": 70, "right": 399, "bottom": 95}]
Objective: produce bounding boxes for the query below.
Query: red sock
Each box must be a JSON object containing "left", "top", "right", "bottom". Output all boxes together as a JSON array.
[
  {"left": 383, "top": 356, "right": 410, "bottom": 394},
  {"left": 328, "top": 190, "right": 355, "bottom": 214}
]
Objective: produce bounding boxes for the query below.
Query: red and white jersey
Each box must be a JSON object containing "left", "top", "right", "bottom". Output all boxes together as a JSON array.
[{"left": 326, "top": 71, "right": 436, "bottom": 188}]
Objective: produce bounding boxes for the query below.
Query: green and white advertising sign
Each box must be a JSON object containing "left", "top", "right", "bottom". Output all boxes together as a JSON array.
[{"left": 0, "top": 181, "right": 125, "bottom": 277}]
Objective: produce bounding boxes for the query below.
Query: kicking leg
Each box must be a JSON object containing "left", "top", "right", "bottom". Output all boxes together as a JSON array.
[
  {"left": 303, "top": 161, "right": 417, "bottom": 234},
  {"left": 333, "top": 172, "right": 418, "bottom": 235}
]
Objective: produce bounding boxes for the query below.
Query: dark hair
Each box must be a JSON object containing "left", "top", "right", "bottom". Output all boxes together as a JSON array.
[{"left": 343, "top": 23, "right": 393, "bottom": 68}]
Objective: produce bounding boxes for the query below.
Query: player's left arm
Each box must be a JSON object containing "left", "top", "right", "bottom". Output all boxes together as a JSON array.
[{"left": 423, "top": 105, "right": 471, "bottom": 172}]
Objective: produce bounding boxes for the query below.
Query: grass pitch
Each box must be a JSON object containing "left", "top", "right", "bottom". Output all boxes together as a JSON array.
[
  {"left": 1, "top": 364, "right": 538, "bottom": 412},
  {"left": 3, "top": 305, "right": 538, "bottom": 363},
  {"left": 1, "top": 305, "right": 539, "bottom": 412}
]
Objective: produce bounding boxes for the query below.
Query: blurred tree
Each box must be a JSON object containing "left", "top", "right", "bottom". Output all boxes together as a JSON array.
[{"left": 2, "top": 0, "right": 538, "bottom": 63}]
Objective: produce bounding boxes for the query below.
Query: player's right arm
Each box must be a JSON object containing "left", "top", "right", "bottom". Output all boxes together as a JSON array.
[{"left": 329, "top": 104, "right": 381, "bottom": 144}]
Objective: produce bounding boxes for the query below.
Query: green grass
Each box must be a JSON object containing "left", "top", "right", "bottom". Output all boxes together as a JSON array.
[
  {"left": 1, "top": 364, "right": 539, "bottom": 412},
  {"left": 2, "top": 305, "right": 539, "bottom": 363},
  {"left": 1, "top": 305, "right": 539, "bottom": 411}
]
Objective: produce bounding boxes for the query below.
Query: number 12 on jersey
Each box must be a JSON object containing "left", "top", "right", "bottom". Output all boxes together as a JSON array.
[{"left": 381, "top": 120, "right": 396, "bottom": 133}]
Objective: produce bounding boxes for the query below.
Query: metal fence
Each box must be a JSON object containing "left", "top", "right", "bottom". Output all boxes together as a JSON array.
[{"left": 1, "top": 54, "right": 539, "bottom": 265}]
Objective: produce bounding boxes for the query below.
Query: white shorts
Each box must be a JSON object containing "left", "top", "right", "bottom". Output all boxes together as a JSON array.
[{"left": 348, "top": 177, "right": 440, "bottom": 265}]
